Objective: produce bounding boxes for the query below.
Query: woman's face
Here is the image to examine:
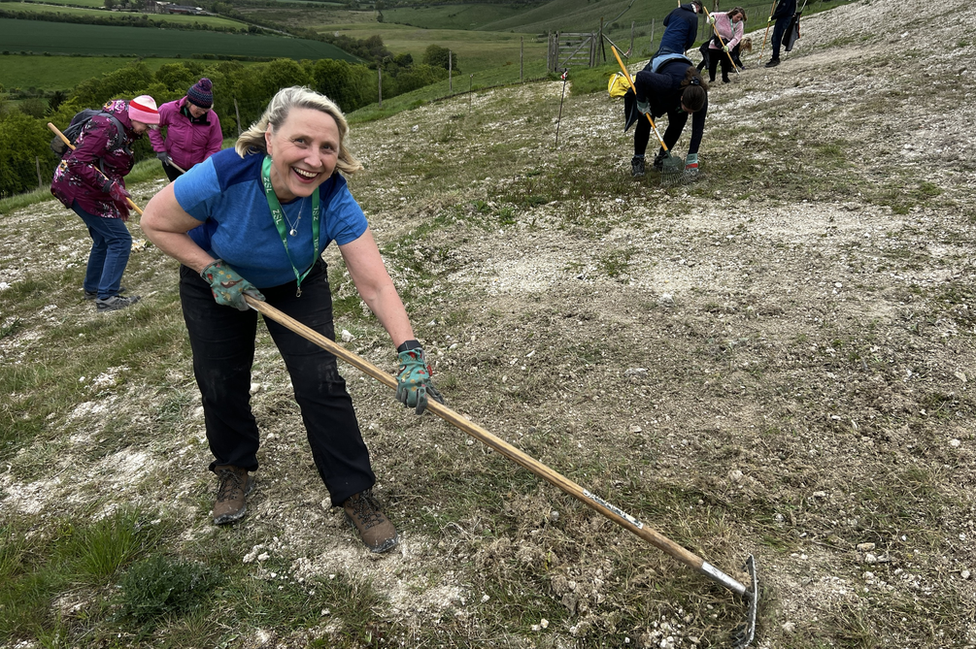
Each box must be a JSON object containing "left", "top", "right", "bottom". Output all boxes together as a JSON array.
[
  {"left": 188, "top": 103, "right": 209, "bottom": 119},
  {"left": 130, "top": 120, "right": 153, "bottom": 135},
  {"left": 731, "top": 12, "right": 742, "bottom": 22},
  {"left": 264, "top": 107, "right": 340, "bottom": 202}
]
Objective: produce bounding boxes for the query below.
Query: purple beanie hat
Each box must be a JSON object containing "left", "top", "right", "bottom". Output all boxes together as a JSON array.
[{"left": 186, "top": 78, "right": 214, "bottom": 109}]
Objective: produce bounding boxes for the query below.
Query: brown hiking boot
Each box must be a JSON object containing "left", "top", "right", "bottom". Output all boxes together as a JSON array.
[
  {"left": 212, "top": 465, "right": 254, "bottom": 525},
  {"left": 343, "top": 491, "right": 398, "bottom": 553}
]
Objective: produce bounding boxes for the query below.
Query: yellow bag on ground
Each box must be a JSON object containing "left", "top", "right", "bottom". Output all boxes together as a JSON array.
[{"left": 608, "top": 72, "right": 629, "bottom": 98}]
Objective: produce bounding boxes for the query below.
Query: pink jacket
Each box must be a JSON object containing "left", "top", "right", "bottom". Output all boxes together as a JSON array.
[
  {"left": 51, "top": 99, "right": 137, "bottom": 220},
  {"left": 148, "top": 97, "right": 223, "bottom": 172},
  {"left": 708, "top": 12, "right": 744, "bottom": 50}
]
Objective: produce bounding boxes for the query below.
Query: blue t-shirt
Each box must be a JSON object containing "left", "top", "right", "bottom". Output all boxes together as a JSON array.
[{"left": 173, "top": 149, "right": 368, "bottom": 288}]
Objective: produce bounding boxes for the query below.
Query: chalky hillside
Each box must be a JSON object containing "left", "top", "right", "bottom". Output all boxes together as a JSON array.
[{"left": 1, "top": 0, "right": 974, "bottom": 647}]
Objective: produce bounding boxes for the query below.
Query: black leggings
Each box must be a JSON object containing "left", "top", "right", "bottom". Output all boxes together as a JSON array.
[
  {"left": 179, "top": 259, "right": 375, "bottom": 506},
  {"left": 707, "top": 41, "right": 740, "bottom": 80},
  {"left": 633, "top": 108, "right": 689, "bottom": 157}
]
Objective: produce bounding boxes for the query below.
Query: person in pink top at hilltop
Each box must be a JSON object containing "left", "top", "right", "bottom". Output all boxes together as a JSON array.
[
  {"left": 51, "top": 95, "right": 160, "bottom": 312},
  {"left": 149, "top": 78, "right": 223, "bottom": 182},
  {"left": 697, "top": 7, "right": 747, "bottom": 84}
]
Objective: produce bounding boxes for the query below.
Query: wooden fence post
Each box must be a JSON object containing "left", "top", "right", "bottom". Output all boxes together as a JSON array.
[
  {"left": 378, "top": 67, "right": 382, "bottom": 108},
  {"left": 234, "top": 98, "right": 241, "bottom": 137},
  {"left": 520, "top": 37, "right": 524, "bottom": 82},
  {"left": 449, "top": 50, "right": 453, "bottom": 93},
  {"left": 599, "top": 18, "right": 605, "bottom": 64},
  {"left": 36, "top": 157, "right": 42, "bottom": 188}
]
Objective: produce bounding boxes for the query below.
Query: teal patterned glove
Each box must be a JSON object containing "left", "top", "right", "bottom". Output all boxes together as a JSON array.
[
  {"left": 396, "top": 347, "right": 444, "bottom": 415},
  {"left": 200, "top": 259, "right": 265, "bottom": 311}
]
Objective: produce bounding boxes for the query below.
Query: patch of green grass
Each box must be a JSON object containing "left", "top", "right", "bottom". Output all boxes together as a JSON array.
[
  {"left": 0, "top": 508, "right": 165, "bottom": 640},
  {"left": 597, "top": 247, "right": 635, "bottom": 278},
  {"left": 0, "top": 317, "right": 24, "bottom": 340},
  {"left": 118, "top": 554, "right": 221, "bottom": 627},
  {"left": 66, "top": 508, "right": 164, "bottom": 582}
]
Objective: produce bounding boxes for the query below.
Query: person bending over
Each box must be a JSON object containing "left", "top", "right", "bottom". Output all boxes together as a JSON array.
[{"left": 142, "top": 86, "right": 443, "bottom": 553}]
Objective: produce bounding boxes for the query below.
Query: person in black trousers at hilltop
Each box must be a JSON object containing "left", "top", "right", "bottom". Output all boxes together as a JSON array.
[{"left": 766, "top": 0, "right": 797, "bottom": 67}]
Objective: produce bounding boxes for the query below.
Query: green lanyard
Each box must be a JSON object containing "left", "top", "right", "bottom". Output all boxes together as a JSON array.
[{"left": 261, "top": 155, "right": 320, "bottom": 297}]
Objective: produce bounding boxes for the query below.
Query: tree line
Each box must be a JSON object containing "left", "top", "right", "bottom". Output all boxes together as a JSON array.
[{"left": 0, "top": 46, "right": 459, "bottom": 199}]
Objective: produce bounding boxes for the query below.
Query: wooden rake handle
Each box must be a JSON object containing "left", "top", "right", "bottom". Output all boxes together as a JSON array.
[
  {"left": 609, "top": 45, "right": 671, "bottom": 154},
  {"left": 166, "top": 158, "right": 189, "bottom": 174},
  {"left": 244, "top": 295, "right": 750, "bottom": 597},
  {"left": 758, "top": 1, "right": 777, "bottom": 63},
  {"left": 47, "top": 121, "right": 144, "bottom": 216}
]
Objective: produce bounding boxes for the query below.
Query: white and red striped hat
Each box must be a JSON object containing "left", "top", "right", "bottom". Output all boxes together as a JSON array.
[{"left": 128, "top": 95, "right": 160, "bottom": 125}]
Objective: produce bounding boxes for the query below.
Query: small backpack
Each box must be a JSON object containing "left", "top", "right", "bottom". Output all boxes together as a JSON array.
[
  {"left": 608, "top": 72, "right": 630, "bottom": 98},
  {"left": 50, "top": 109, "right": 127, "bottom": 158}
]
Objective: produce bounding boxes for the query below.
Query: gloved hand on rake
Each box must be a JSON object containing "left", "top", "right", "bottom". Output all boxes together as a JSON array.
[
  {"left": 102, "top": 180, "right": 131, "bottom": 219},
  {"left": 156, "top": 151, "right": 173, "bottom": 166},
  {"left": 706, "top": 14, "right": 715, "bottom": 25},
  {"left": 200, "top": 259, "right": 265, "bottom": 311},
  {"left": 636, "top": 98, "right": 650, "bottom": 115},
  {"left": 683, "top": 153, "right": 700, "bottom": 183},
  {"left": 396, "top": 344, "right": 445, "bottom": 415}
]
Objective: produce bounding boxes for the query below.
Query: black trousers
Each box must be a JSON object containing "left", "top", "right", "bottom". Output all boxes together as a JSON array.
[
  {"left": 161, "top": 160, "right": 183, "bottom": 183},
  {"left": 707, "top": 46, "right": 737, "bottom": 81},
  {"left": 180, "top": 259, "right": 375, "bottom": 506},
  {"left": 771, "top": 15, "right": 790, "bottom": 59},
  {"left": 633, "top": 108, "right": 689, "bottom": 157}
]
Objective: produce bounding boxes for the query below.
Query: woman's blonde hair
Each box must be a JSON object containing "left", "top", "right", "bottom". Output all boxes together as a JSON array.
[{"left": 235, "top": 86, "right": 363, "bottom": 175}]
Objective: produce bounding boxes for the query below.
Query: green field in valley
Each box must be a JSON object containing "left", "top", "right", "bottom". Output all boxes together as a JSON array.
[
  {"left": 0, "top": 17, "right": 357, "bottom": 59},
  {"left": 328, "top": 22, "right": 548, "bottom": 74},
  {"left": 382, "top": 3, "right": 533, "bottom": 31},
  {"left": 0, "top": 55, "right": 261, "bottom": 92},
  {"left": 23, "top": 0, "right": 106, "bottom": 7},
  {"left": 0, "top": 3, "right": 247, "bottom": 29}
]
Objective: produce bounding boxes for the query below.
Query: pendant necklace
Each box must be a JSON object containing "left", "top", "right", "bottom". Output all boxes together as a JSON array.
[
  {"left": 284, "top": 198, "right": 306, "bottom": 236},
  {"left": 261, "top": 155, "right": 321, "bottom": 298}
]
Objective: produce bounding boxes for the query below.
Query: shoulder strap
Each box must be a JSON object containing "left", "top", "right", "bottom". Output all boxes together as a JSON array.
[{"left": 94, "top": 112, "right": 132, "bottom": 174}]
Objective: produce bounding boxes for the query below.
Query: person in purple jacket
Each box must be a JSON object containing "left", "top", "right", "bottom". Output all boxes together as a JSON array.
[
  {"left": 149, "top": 78, "right": 223, "bottom": 182},
  {"left": 51, "top": 95, "right": 159, "bottom": 311}
]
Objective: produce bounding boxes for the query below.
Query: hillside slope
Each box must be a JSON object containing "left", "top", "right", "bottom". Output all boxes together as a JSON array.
[{"left": 1, "top": 0, "right": 975, "bottom": 647}]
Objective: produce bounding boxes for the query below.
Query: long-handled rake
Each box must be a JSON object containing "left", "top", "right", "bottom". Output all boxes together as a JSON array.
[
  {"left": 47, "top": 121, "right": 144, "bottom": 215},
  {"left": 609, "top": 45, "right": 684, "bottom": 187},
  {"left": 245, "top": 295, "right": 760, "bottom": 647},
  {"left": 758, "top": 1, "right": 776, "bottom": 65},
  {"left": 701, "top": 6, "right": 741, "bottom": 79},
  {"left": 166, "top": 158, "right": 188, "bottom": 174}
]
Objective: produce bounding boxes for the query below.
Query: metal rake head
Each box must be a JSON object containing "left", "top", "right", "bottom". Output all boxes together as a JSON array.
[
  {"left": 729, "top": 554, "right": 759, "bottom": 648},
  {"left": 660, "top": 154, "right": 685, "bottom": 187}
]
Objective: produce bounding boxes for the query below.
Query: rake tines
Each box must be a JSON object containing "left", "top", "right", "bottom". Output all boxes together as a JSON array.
[
  {"left": 729, "top": 554, "right": 759, "bottom": 648},
  {"left": 660, "top": 154, "right": 685, "bottom": 187}
]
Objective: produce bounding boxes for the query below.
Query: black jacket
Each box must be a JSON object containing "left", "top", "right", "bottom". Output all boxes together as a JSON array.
[{"left": 773, "top": 0, "right": 797, "bottom": 19}]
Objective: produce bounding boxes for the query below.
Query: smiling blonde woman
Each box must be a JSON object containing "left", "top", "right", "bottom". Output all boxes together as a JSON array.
[{"left": 141, "top": 86, "right": 442, "bottom": 553}]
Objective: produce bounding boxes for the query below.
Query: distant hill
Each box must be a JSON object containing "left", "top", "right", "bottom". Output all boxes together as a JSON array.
[{"left": 383, "top": 0, "right": 702, "bottom": 33}]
